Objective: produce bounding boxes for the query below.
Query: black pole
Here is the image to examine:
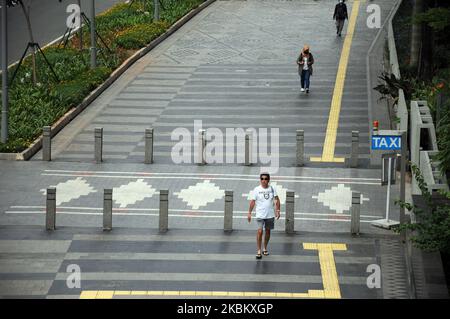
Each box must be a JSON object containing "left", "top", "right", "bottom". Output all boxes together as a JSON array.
[{"left": 1, "top": 0, "right": 8, "bottom": 143}]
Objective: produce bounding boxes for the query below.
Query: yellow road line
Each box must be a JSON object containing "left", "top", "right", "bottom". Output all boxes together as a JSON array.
[
  {"left": 303, "top": 243, "right": 347, "bottom": 298},
  {"left": 79, "top": 242, "right": 347, "bottom": 299},
  {"left": 311, "top": 0, "right": 361, "bottom": 163}
]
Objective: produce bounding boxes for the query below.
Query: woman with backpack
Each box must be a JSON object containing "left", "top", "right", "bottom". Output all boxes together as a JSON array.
[{"left": 296, "top": 45, "right": 314, "bottom": 94}]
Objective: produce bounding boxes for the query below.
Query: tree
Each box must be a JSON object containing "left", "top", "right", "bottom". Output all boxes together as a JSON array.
[
  {"left": 410, "top": 0, "right": 424, "bottom": 70},
  {"left": 410, "top": 1, "right": 450, "bottom": 80},
  {"left": 396, "top": 163, "right": 450, "bottom": 254}
]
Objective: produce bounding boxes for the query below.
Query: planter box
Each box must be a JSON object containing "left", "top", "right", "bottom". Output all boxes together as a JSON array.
[{"left": 0, "top": 0, "right": 216, "bottom": 161}]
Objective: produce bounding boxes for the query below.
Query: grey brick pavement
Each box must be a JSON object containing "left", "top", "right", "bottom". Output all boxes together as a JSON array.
[
  {"left": 33, "top": 0, "right": 396, "bottom": 167},
  {"left": 0, "top": 0, "right": 418, "bottom": 299}
]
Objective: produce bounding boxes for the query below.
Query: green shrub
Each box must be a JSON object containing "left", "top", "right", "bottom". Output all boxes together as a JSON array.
[
  {"left": 115, "top": 21, "right": 169, "bottom": 49},
  {"left": 54, "top": 67, "right": 112, "bottom": 107},
  {"left": 161, "top": 0, "right": 203, "bottom": 24},
  {"left": 96, "top": 2, "right": 153, "bottom": 35},
  {"left": 0, "top": 0, "right": 205, "bottom": 153},
  {"left": 396, "top": 164, "right": 450, "bottom": 254}
]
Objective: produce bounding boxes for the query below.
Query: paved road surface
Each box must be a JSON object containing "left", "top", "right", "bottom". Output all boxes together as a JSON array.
[
  {"left": 0, "top": 0, "right": 415, "bottom": 299},
  {"left": 1, "top": 0, "right": 125, "bottom": 65}
]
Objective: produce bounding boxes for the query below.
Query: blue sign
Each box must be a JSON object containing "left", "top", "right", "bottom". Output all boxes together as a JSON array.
[{"left": 371, "top": 135, "right": 402, "bottom": 150}]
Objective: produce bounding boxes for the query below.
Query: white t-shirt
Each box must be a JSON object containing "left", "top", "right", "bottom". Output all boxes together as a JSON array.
[
  {"left": 303, "top": 57, "right": 309, "bottom": 70},
  {"left": 252, "top": 185, "right": 278, "bottom": 219}
]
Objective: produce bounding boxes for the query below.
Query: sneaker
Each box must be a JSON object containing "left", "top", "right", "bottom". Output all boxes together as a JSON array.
[
  {"left": 300, "top": 88, "right": 305, "bottom": 92},
  {"left": 306, "top": 89, "right": 309, "bottom": 94}
]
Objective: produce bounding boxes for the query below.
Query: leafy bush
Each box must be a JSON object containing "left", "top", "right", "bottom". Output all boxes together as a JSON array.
[
  {"left": 373, "top": 72, "right": 412, "bottom": 104},
  {"left": 161, "top": 0, "right": 203, "bottom": 24},
  {"left": 96, "top": 3, "right": 153, "bottom": 35},
  {"left": 436, "top": 112, "right": 450, "bottom": 175},
  {"left": 0, "top": 0, "right": 206, "bottom": 153},
  {"left": 396, "top": 163, "right": 450, "bottom": 254},
  {"left": 115, "top": 21, "right": 169, "bottom": 49},
  {"left": 54, "top": 67, "right": 112, "bottom": 107}
]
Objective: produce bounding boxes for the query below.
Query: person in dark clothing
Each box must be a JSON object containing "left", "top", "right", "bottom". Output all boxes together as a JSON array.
[
  {"left": 296, "top": 45, "right": 314, "bottom": 94},
  {"left": 333, "top": 0, "right": 348, "bottom": 37}
]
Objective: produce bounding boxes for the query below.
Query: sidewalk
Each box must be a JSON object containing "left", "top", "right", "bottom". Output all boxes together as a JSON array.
[
  {"left": 0, "top": 0, "right": 425, "bottom": 299},
  {"left": 32, "top": 0, "right": 396, "bottom": 168},
  {"left": 0, "top": 161, "right": 400, "bottom": 234},
  {"left": 0, "top": 225, "right": 408, "bottom": 299}
]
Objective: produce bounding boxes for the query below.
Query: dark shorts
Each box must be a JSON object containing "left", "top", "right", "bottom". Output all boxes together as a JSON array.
[{"left": 256, "top": 217, "right": 275, "bottom": 230}]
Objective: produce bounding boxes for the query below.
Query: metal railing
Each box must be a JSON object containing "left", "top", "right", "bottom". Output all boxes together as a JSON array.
[{"left": 367, "top": 0, "right": 407, "bottom": 166}]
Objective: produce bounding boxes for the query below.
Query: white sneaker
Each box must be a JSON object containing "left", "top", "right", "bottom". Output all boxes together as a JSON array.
[{"left": 300, "top": 88, "right": 305, "bottom": 92}]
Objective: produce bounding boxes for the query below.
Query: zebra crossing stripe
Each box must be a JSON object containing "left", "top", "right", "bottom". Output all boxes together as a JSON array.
[{"left": 79, "top": 243, "right": 346, "bottom": 299}]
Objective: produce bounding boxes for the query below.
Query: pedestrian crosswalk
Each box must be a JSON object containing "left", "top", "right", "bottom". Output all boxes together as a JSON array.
[
  {"left": 0, "top": 226, "right": 410, "bottom": 299},
  {"left": 3, "top": 167, "right": 395, "bottom": 233}
]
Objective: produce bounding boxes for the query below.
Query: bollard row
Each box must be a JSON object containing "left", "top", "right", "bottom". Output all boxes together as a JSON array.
[
  {"left": 41, "top": 126, "right": 359, "bottom": 167},
  {"left": 46, "top": 189, "right": 325, "bottom": 234}
]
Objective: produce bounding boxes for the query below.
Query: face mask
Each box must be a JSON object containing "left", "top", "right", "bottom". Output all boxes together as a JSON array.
[{"left": 304, "top": 50, "right": 309, "bottom": 54}]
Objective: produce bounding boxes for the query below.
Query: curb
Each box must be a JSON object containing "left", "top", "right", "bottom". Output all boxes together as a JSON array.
[{"left": 0, "top": 0, "right": 217, "bottom": 161}]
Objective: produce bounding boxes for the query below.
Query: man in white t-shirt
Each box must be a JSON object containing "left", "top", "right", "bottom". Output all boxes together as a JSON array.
[{"left": 247, "top": 173, "right": 281, "bottom": 259}]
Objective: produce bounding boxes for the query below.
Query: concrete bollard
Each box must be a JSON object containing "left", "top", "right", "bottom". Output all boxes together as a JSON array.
[
  {"left": 145, "top": 128, "right": 154, "bottom": 164},
  {"left": 296, "top": 129, "right": 304, "bottom": 166},
  {"left": 103, "top": 189, "right": 113, "bottom": 231},
  {"left": 224, "top": 190, "right": 233, "bottom": 232},
  {"left": 285, "top": 191, "right": 295, "bottom": 234},
  {"left": 42, "top": 126, "right": 52, "bottom": 161},
  {"left": 197, "top": 129, "right": 206, "bottom": 165},
  {"left": 46, "top": 188, "right": 56, "bottom": 231},
  {"left": 351, "top": 191, "right": 361, "bottom": 235},
  {"left": 350, "top": 131, "right": 359, "bottom": 168},
  {"left": 159, "top": 190, "right": 169, "bottom": 232},
  {"left": 245, "top": 129, "right": 252, "bottom": 166},
  {"left": 95, "top": 127, "right": 103, "bottom": 163}
]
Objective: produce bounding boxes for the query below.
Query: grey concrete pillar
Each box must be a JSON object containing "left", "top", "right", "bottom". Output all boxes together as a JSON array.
[
  {"left": 159, "top": 190, "right": 169, "bottom": 232},
  {"left": 296, "top": 129, "right": 304, "bottom": 166},
  {"left": 103, "top": 189, "right": 112, "bottom": 231},
  {"left": 351, "top": 191, "right": 361, "bottom": 235},
  {"left": 285, "top": 191, "right": 295, "bottom": 234},
  {"left": 42, "top": 126, "right": 52, "bottom": 161},
  {"left": 350, "top": 131, "right": 359, "bottom": 168},
  {"left": 197, "top": 129, "right": 206, "bottom": 165},
  {"left": 145, "top": 128, "right": 154, "bottom": 164},
  {"left": 94, "top": 127, "right": 103, "bottom": 163},
  {"left": 46, "top": 188, "right": 56, "bottom": 231},
  {"left": 245, "top": 129, "right": 252, "bottom": 166},
  {"left": 224, "top": 190, "right": 233, "bottom": 232}
]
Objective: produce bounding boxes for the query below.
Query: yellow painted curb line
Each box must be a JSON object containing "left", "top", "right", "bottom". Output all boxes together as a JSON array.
[{"left": 311, "top": 0, "right": 361, "bottom": 163}]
